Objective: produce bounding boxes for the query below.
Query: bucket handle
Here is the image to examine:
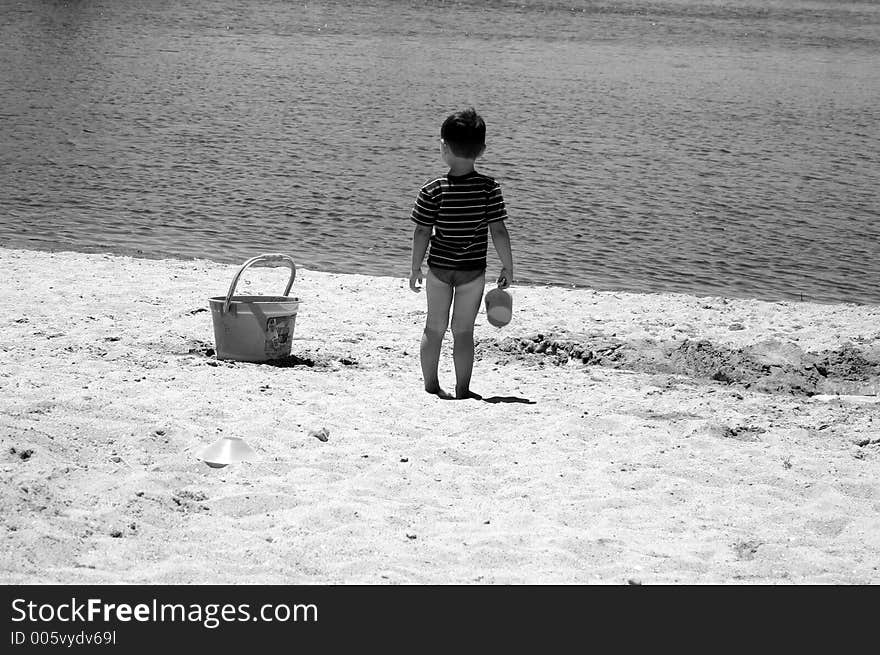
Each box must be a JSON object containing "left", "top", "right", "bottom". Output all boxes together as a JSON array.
[{"left": 223, "top": 253, "right": 297, "bottom": 313}]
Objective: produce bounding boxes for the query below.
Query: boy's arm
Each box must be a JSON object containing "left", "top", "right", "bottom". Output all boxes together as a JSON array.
[
  {"left": 410, "top": 224, "right": 433, "bottom": 292},
  {"left": 489, "top": 220, "right": 514, "bottom": 289}
]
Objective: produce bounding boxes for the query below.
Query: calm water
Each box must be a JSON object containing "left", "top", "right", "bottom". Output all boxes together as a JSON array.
[{"left": 1, "top": 0, "right": 878, "bottom": 303}]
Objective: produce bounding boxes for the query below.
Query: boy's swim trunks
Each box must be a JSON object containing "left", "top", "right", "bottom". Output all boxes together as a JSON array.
[{"left": 429, "top": 266, "right": 485, "bottom": 287}]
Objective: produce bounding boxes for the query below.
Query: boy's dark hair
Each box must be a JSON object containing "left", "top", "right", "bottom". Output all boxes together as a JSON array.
[{"left": 441, "top": 108, "right": 486, "bottom": 159}]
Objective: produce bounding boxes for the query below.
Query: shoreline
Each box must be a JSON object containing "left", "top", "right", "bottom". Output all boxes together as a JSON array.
[
  {"left": 2, "top": 240, "right": 875, "bottom": 308},
  {"left": 1, "top": 246, "right": 878, "bottom": 583}
]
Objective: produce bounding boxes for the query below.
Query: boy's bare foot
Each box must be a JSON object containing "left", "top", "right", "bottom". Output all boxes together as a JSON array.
[
  {"left": 455, "top": 389, "right": 483, "bottom": 401},
  {"left": 425, "top": 385, "right": 454, "bottom": 400}
]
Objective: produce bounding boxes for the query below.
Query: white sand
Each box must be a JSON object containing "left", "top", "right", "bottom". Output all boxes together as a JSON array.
[{"left": 1, "top": 246, "right": 878, "bottom": 583}]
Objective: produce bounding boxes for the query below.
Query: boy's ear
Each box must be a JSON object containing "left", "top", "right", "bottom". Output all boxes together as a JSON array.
[{"left": 477, "top": 144, "right": 486, "bottom": 158}]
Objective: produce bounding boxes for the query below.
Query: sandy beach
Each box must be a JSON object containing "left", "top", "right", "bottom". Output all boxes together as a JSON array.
[{"left": 1, "top": 246, "right": 878, "bottom": 584}]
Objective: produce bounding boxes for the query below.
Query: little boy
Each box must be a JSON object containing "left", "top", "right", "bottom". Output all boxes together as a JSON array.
[{"left": 409, "top": 107, "right": 515, "bottom": 400}]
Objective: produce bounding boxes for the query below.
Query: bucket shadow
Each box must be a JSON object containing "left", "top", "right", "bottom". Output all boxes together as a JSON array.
[
  {"left": 262, "top": 354, "right": 320, "bottom": 368},
  {"left": 257, "top": 354, "right": 358, "bottom": 369},
  {"left": 184, "top": 339, "right": 357, "bottom": 370}
]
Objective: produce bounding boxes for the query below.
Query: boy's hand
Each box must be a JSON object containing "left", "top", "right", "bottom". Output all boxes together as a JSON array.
[
  {"left": 497, "top": 267, "right": 513, "bottom": 289},
  {"left": 409, "top": 267, "right": 424, "bottom": 292}
]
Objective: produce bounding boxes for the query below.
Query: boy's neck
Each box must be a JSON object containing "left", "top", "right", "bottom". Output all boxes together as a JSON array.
[{"left": 447, "top": 161, "right": 476, "bottom": 177}]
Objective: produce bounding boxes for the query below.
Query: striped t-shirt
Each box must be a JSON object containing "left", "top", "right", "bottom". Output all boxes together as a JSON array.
[{"left": 410, "top": 171, "right": 508, "bottom": 270}]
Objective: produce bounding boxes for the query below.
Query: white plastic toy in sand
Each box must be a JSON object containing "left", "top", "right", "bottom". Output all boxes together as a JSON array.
[{"left": 199, "top": 436, "right": 257, "bottom": 468}]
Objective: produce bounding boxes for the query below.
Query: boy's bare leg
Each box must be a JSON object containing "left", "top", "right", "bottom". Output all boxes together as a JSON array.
[
  {"left": 450, "top": 274, "right": 486, "bottom": 399},
  {"left": 421, "top": 270, "right": 453, "bottom": 397}
]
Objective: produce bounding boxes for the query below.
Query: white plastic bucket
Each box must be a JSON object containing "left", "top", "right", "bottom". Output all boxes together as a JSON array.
[{"left": 208, "top": 254, "right": 300, "bottom": 362}]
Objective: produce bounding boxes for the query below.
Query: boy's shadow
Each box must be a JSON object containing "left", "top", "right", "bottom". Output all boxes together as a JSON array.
[{"left": 470, "top": 392, "right": 535, "bottom": 405}]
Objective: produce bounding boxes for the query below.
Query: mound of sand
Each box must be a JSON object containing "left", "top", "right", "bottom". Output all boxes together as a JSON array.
[{"left": 483, "top": 332, "right": 880, "bottom": 396}]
